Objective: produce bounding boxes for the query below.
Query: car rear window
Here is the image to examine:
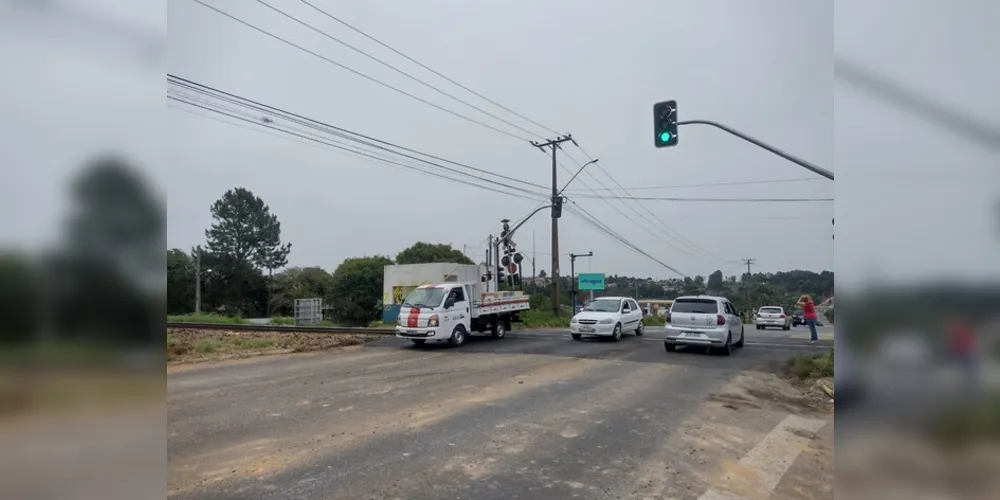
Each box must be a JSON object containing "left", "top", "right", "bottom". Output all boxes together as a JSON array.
[
  {"left": 759, "top": 307, "right": 782, "bottom": 313},
  {"left": 671, "top": 299, "right": 719, "bottom": 314}
]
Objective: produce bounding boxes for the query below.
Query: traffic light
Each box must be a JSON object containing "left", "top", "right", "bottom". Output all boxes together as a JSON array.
[
  {"left": 552, "top": 196, "right": 563, "bottom": 218},
  {"left": 496, "top": 265, "right": 506, "bottom": 284},
  {"left": 653, "top": 100, "right": 678, "bottom": 148}
]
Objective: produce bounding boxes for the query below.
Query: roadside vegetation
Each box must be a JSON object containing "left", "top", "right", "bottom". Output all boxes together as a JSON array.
[
  {"left": 166, "top": 329, "right": 382, "bottom": 364},
  {"left": 787, "top": 348, "right": 834, "bottom": 381}
]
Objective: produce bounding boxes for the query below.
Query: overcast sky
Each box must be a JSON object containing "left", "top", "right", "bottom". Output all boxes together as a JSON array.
[
  {"left": 164, "top": 0, "right": 834, "bottom": 280},
  {"left": 5, "top": 0, "right": 997, "bottom": 288}
]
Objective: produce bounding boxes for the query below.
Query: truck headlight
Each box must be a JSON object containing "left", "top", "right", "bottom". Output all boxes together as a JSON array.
[
  {"left": 599, "top": 318, "right": 613, "bottom": 324},
  {"left": 428, "top": 315, "right": 439, "bottom": 327}
]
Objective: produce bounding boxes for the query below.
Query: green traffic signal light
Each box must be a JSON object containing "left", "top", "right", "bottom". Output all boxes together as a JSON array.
[{"left": 659, "top": 131, "right": 672, "bottom": 142}]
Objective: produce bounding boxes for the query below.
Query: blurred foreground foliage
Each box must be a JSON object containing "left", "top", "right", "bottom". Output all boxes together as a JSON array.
[{"left": 0, "top": 156, "right": 164, "bottom": 356}]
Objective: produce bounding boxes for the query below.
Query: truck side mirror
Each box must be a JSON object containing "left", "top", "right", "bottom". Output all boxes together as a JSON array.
[{"left": 444, "top": 297, "right": 455, "bottom": 309}]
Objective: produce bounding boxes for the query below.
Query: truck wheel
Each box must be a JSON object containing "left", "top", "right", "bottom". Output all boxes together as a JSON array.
[
  {"left": 491, "top": 320, "right": 506, "bottom": 339},
  {"left": 411, "top": 339, "right": 426, "bottom": 347},
  {"left": 448, "top": 326, "right": 467, "bottom": 347}
]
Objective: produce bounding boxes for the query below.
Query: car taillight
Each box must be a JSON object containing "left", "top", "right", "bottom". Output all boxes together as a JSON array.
[
  {"left": 716, "top": 314, "right": 725, "bottom": 325},
  {"left": 780, "top": 314, "right": 786, "bottom": 319}
]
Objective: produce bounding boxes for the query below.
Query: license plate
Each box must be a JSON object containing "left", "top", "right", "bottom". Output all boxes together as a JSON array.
[
  {"left": 580, "top": 327, "right": 595, "bottom": 333},
  {"left": 406, "top": 330, "right": 419, "bottom": 335},
  {"left": 682, "top": 332, "right": 705, "bottom": 338}
]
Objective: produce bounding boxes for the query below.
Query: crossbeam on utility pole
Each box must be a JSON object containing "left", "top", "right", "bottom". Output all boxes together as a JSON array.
[{"left": 531, "top": 134, "right": 575, "bottom": 316}]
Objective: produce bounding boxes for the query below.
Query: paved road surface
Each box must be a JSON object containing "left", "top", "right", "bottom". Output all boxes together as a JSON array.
[{"left": 168, "top": 326, "right": 833, "bottom": 500}]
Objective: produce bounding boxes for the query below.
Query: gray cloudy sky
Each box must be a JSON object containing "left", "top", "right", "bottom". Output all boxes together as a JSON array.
[{"left": 165, "top": 0, "right": 834, "bottom": 280}]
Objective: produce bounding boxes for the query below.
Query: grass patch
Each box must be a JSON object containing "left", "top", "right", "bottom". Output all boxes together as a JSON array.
[
  {"left": 787, "top": 349, "right": 834, "bottom": 381},
  {"left": 929, "top": 396, "right": 1000, "bottom": 447},
  {"left": 168, "top": 313, "right": 248, "bottom": 325},
  {"left": 0, "top": 341, "right": 122, "bottom": 368},
  {"left": 194, "top": 339, "right": 222, "bottom": 354},
  {"left": 519, "top": 309, "right": 567, "bottom": 328},
  {"left": 230, "top": 337, "right": 276, "bottom": 350},
  {"left": 644, "top": 315, "right": 666, "bottom": 327}
]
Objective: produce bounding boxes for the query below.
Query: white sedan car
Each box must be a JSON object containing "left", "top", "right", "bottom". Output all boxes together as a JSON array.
[{"left": 569, "top": 296, "right": 645, "bottom": 341}]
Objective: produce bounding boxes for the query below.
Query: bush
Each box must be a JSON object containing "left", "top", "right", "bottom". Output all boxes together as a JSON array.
[
  {"left": 824, "top": 308, "right": 835, "bottom": 324},
  {"left": 787, "top": 349, "right": 834, "bottom": 380}
]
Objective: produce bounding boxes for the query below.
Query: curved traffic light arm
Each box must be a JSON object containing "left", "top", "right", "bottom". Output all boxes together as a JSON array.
[{"left": 677, "top": 120, "right": 834, "bottom": 181}]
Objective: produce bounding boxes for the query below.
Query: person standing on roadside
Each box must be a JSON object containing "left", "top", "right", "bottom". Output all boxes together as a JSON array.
[{"left": 797, "top": 294, "right": 819, "bottom": 343}]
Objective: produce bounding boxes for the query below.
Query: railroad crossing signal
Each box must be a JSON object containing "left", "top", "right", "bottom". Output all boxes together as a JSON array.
[{"left": 653, "top": 100, "right": 678, "bottom": 148}]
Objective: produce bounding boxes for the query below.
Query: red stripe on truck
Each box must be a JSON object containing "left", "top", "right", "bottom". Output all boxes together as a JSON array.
[{"left": 406, "top": 307, "right": 419, "bottom": 328}]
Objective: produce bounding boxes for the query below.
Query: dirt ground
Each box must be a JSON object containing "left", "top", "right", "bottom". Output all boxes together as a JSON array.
[{"left": 166, "top": 328, "right": 387, "bottom": 365}]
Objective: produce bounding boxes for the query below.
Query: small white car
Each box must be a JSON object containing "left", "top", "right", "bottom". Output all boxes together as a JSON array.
[
  {"left": 664, "top": 295, "right": 745, "bottom": 355},
  {"left": 569, "top": 296, "right": 645, "bottom": 341},
  {"left": 755, "top": 306, "right": 791, "bottom": 330}
]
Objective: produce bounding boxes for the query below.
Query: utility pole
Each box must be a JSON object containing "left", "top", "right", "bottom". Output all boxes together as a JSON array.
[
  {"left": 568, "top": 251, "right": 593, "bottom": 311},
  {"left": 193, "top": 246, "right": 202, "bottom": 314},
  {"left": 742, "top": 258, "right": 756, "bottom": 319},
  {"left": 532, "top": 229, "right": 536, "bottom": 283},
  {"left": 531, "top": 134, "right": 574, "bottom": 316}
]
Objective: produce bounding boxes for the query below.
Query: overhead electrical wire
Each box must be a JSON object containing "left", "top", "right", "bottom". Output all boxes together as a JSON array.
[
  {"left": 186, "top": 0, "right": 535, "bottom": 142},
  {"left": 565, "top": 146, "right": 733, "bottom": 262},
  {"left": 167, "top": 75, "right": 548, "bottom": 191},
  {"left": 570, "top": 194, "right": 833, "bottom": 202},
  {"left": 562, "top": 177, "right": 825, "bottom": 192},
  {"left": 167, "top": 93, "right": 549, "bottom": 201},
  {"left": 293, "top": 0, "right": 562, "bottom": 137},
  {"left": 253, "top": 0, "right": 546, "bottom": 140}
]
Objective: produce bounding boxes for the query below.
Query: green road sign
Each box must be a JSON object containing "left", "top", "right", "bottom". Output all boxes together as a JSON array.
[{"left": 577, "top": 273, "right": 606, "bottom": 291}]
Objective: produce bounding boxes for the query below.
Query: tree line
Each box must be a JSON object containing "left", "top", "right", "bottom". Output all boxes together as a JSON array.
[{"left": 168, "top": 186, "right": 834, "bottom": 326}]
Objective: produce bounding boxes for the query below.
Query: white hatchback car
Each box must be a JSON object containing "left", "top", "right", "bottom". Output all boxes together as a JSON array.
[
  {"left": 664, "top": 295, "right": 745, "bottom": 355},
  {"left": 569, "top": 296, "right": 645, "bottom": 341}
]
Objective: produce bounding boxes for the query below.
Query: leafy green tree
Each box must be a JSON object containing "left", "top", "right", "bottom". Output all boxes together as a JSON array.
[
  {"left": 167, "top": 248, "right": 195, "bottom": 314},
  {"left": 538, "top": 269, "right": 547, "bottom": 278},
  {"left": 205, "top": 187, "right": 291, "bottom": 270},
  {"left": 707, "top": 270, "right": 724, "bottom": 290},
  {"left": 329, "top": 255, "right": 393, "bottom": 325},
  {"left": 395, "top": 242, "right": 473, "bottom": 265},
  {"left": 269, "top": 266, "right": 336, "bottom": 316}
]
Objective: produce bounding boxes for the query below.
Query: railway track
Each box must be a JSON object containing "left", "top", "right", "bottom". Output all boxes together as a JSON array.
[{"left": 166, "top": 322, "right": 395, "bottom": 335}]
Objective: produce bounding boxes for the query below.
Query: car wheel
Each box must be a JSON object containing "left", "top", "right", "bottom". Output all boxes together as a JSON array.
[
  {"left": 411, "top": 339, "right": 426, "bottom": 347},
  {"left": 783, "top": 325, "right": 790, "bottom": 331},
  {"left": 448, "top": 326, "right": 467, "bottom": 347},
  {"left": 636, "top": 321, "right": 645, "bottom": 336},
  {"left": 571, "top": 333, "right": 582, "bottom": 341},
  {"left": 734, "top": 327, "right": 744, "bottom": 347},
  {"left": 716, "top": 334, "right": 732, "bottom": 356},
  {"left": 611, "top": 323, "right": 622, "bottom": 342},
  {"left": 492, "top": 320, "right": 506, "bottom": 339},
  {"left": 664, "top": 342, "right": 676, "bottom": 352}
]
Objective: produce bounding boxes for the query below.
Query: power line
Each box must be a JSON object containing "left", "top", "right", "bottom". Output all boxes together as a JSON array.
[
  {"left": 569, "top": 145, "right": 732, "bottom": 262},
  {"left": 167, "top": 94, "right": 549, "bottom": 202},
  {"left": 186, "top": 0, "right": 534, "bottom": 142},
  {"left": 565, "top": 201, "right": 685, "bottom": 277},
  {"left": 563, "top": 177, "right": 824, "bottom": 192},
  {"left": 570, "top": 194, "right": 834, "bottom": 202},
  {"left": 167, "top": 74, "right": 548, "bottom": 191},
  {"left": 294, "top": 0, "right": 562, "bottom": 137},
  {"left": 253, "top": 0, "right": 545, "bottom": 140}
]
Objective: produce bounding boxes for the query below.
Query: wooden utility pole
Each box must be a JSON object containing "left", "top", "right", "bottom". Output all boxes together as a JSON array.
[
  {"left": 531, "top": 134, "right": 574, "bottom": 316},
  {"left": 742, "top": 258, "right": 756, "bottom": 317}
]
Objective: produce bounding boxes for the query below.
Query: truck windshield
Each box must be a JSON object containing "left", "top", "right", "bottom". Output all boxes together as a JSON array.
[
  {"left": 402, "top": 288, "right": 446, "bottom": 308},
  {"left": 584, "top": 299, "right": 620, "bottom": 312}
]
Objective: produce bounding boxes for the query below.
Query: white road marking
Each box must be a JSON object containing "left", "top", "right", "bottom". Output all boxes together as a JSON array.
[{"left": 697, "top": 414, "right": 827, "bottom": 500}]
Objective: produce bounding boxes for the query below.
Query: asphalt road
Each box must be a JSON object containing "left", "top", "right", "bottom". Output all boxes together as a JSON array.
[{"left": 168, "top": 325, "right": 833, "bottom": 500}]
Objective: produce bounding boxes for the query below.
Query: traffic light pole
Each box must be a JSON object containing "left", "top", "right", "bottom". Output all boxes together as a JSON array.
[
  {"left": 531, "top": 134, "right": 575, "bottom": 316},
  {"left": 568, "top": 251, "right": 593, "bottom": 311},
  {"left": 677, "top": 120, "right": 834, "bottom": 180}
]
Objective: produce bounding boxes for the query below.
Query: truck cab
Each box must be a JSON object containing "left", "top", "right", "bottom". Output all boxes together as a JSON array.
[{"left": 394, "top": 282, "right": 529, "bottom": 347}]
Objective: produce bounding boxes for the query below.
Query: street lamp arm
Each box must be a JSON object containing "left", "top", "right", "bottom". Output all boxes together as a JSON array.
[
  {"left": 558, "top": 158, "right": 599, "bottom": 195},
  {"left": 501, "top": 204, "right": 553, "bottom": 246}
]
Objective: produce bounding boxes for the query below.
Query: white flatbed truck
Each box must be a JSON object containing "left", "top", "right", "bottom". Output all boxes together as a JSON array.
[{"left": 394, "top": 281, "right": 530, "bottom": 347}]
